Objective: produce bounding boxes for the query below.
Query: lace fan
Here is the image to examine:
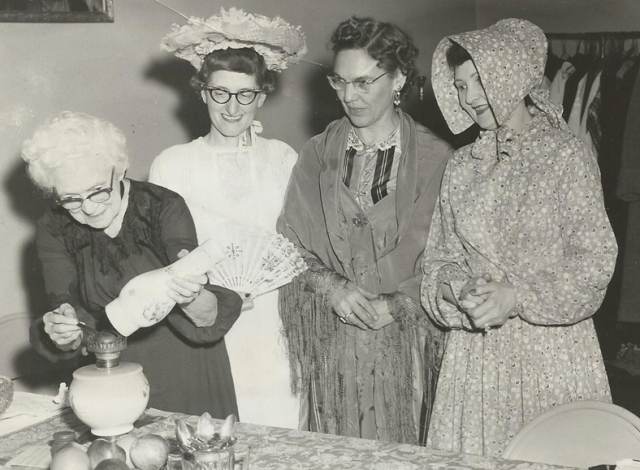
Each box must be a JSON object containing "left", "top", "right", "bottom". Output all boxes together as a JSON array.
[{"left": 204, "top": 223, "right": 307, "bottom": 300}]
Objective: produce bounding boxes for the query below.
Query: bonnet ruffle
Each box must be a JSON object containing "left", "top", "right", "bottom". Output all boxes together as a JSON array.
[{"left": 431, "top": 18, "right": 565, "bottom": 136}]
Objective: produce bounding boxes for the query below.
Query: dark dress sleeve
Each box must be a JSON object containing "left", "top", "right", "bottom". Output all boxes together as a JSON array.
[
  {"left": 158, "top": 194, "right": 242, "bottom": 344},
  {"left": 30, "top": 215, "right": 98, "bottom": 363}
]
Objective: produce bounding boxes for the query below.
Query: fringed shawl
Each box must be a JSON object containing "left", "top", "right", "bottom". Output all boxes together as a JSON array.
[{"left": 277, "top": 112, "right": 452, "bottom": 443}]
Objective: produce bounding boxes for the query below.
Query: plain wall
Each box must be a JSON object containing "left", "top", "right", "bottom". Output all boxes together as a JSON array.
[
  {"left": 0, "top": 0, "right": 475, "bottom": 379},
  {"left": 476, "top": 0, "right": 640, "bottom": 32}
]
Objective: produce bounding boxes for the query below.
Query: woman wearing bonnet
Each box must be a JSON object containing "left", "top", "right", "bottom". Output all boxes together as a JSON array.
[
  {"left": 150, "top": 8, "right": 306, "bottom": 429},
  {"left": 422, "top": 19, "right": 617, "bottom": 456}
]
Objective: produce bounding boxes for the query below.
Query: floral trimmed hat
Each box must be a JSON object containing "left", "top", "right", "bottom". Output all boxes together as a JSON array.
[
  {"left": 162, "top": 7, "right": 307, "bottom": 71},
  {"left": 431, "top": 18, "right": 548, "bottom": 135}
]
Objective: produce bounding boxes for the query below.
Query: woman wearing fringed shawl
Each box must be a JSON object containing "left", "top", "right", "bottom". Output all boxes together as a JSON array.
[
  {"left": 277, "top": 16, "right": 452, "bottom": 444},
  {"left": 423, "top": 19, "right": 617, "bottom": 456}
]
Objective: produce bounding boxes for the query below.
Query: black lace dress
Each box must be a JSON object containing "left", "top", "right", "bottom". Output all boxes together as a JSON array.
[{"left": 30, "top": 180, "right": 240, "bottom": 417}]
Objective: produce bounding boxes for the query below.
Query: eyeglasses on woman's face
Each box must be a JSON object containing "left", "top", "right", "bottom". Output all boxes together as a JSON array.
[
  {"left": 326, "top": 71, "right": 389, "bottom": 94},
  {"left": 56, "top": 167, "right": 115, "bottom": 211},
  {"left": 204, "top": 87, "right": 261, "bottom": 105}
]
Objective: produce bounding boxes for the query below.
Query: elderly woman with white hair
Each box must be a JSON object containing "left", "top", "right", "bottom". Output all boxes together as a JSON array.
[{"left": 24, "top": 111, "right": 242, "bottom": 416}]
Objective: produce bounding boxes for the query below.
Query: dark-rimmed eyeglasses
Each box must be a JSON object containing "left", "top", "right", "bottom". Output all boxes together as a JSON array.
[
  {"left": 327, "top": 72, "right": 388, "bottom": 93},
  {"left": 204, "top": 87, "right": 261, "bottom": 105},
  {"left": 56, "top": 167, "right": 115, "bottom": 211}
]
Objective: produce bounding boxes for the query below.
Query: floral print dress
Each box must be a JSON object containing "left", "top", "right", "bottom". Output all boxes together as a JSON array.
[{"left": 422, "top": 19, "right": 618, "bottom": 457}]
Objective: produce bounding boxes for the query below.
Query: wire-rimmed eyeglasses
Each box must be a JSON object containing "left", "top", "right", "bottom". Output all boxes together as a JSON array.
[
  {"left": 326, "top": 72, "right": 389, "bottom": 93},
  {"left": 56, "top": 167, "right": 115, "bottom": 211},
  {"left": 204, "top": 87, "right": 261, "bottom": 105}
]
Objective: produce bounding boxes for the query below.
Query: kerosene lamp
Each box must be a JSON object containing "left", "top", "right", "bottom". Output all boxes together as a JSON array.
[{"left": 68, "top": 330, "right": 149, "bottom": 437}]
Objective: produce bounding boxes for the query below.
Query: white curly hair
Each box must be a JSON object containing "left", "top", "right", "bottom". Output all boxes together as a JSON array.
[{"left": 21, "top": 111, "right": 130, "bottom": 192}]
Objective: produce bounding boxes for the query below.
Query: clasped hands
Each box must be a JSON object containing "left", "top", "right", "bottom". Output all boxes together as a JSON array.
[
  {"left": 330, "top": 280, "right": 394, "bottom": 331},
  {"left": 458, "top": 273, "right": 517, "bottom": 331}
]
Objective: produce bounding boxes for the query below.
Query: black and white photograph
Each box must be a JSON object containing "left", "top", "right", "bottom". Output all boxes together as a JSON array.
[{"left": 1, "top": 1, "right": 639, "bottom": 469}]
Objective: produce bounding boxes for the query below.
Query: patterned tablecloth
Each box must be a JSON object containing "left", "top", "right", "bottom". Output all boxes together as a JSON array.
[{"left": 0, "top": 408, "right": 580, "bottom": 470}]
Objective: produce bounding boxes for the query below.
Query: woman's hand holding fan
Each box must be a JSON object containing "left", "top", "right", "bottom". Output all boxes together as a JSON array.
[{"left": 202, "top": 222, "right": 307, "bottom": 304}]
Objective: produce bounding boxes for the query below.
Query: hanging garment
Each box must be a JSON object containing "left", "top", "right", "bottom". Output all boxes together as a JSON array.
[
  {"left": 586, "top": 84, "right": 602, "bottom": 155},
  {"left": 567, "top": 73, "right": 587, "bottom": 134},
  {"left": 568, "top": 71, "right": 602, "bottom": 160},
  {"left": 617, "top": 64, "right": 640, "bottom": 324},
  {"left": 562, "top": 53, "right": 592, "bottom": 122},
  {"left": 601, "top": 51, "right": 640, "bottom": 169},
  {"left": 549, "top": 61, "right": 576, "bottom": 107}
]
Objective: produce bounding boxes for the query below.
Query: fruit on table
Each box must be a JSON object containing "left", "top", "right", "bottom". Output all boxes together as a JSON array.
[
  {"left": 50, "top": 442, "right": 91, "bottom": 470},
  {"left": 129, "top": 434, "right": 170, "bottom": 470},
  {"left": 87, "top": 438, "right": 126, "bottom": 469},
  {"left": 94, "top": 459, "right": 130, "bottom": 470},
  {"left": 115, "top": 433, "right": 137, "bottom": 468},
  {"left": 0, "top": 376, "right": 14, "bottom": 415}
]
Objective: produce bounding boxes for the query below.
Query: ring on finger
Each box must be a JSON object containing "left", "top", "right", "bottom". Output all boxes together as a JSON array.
[{"left": 339, "top": 312, "right": 353, "bottom": 324}]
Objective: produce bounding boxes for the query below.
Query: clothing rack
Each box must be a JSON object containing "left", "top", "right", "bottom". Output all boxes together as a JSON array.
[
  {"left": 546, "top": 31, "right": 640, "bottom": 39},
  {"left": 544, "top": 30, "right": 640, "bottom": 336},
  {"left": 546, "top": 31, "right": 640, "bottom": 59}
]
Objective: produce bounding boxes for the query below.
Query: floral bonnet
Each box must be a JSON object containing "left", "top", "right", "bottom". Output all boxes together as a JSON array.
[
  {"left": 431, "top": 18, "right": 557, "bottom": 135},
  {"left": 162, "top": 8, "right": 307, "bottom": 71}
]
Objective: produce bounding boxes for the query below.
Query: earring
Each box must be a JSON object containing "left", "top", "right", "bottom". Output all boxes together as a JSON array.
[{"left": 393, "top": 89, "right": 401, "bottom": 107}]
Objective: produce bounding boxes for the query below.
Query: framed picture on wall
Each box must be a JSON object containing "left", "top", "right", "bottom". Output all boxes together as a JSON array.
[{"left": 0, "top": 0, "right": 113, "bottom": 22}]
